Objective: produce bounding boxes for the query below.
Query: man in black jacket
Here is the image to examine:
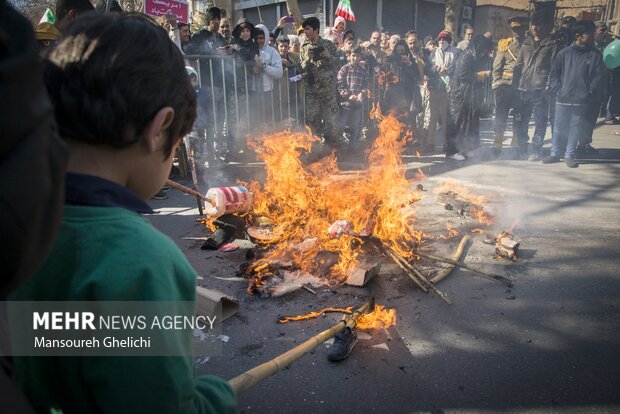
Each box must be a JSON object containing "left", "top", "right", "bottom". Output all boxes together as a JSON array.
[
  {"left": 513, "top": 12, "right": 559, "bottom": 160},
  {"left": 185, "top": 7, "right": 230, "bottom": 158},
  {"left": 542, "top": 20, "right": 604, "bottom": 168}
]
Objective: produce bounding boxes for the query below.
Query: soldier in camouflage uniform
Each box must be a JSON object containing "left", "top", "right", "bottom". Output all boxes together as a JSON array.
[
  {"left": 300, "top": 17, "right": 344, "bottom": 147},
  {"left": 492, "top": 16, "right": 529, "bottom": 156}
]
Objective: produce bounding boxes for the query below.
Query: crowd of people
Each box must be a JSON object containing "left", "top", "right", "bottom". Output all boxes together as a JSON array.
[
  {"left": 3, "top": 0, "right": 620, "bottom": 412},
  {"left": 33, "top": 1, "right": 620, "bottom": 168},
  {"left": 146, "top": 6, "right": 619, "bottom": 168}
]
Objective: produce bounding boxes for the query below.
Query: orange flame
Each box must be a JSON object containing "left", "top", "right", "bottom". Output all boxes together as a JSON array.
[
  {"left": 369, "top": 102, "right": 384, "bottom": 121},
  {"left": 470, "top": 206, "right": 494, "bottom": 226},
  {"left": 439, "top": 223, "right": 460, "bottom": 240},
  {"left": 433, "top": 178, "right": 494, "bottom": 225},
  {"left": 356, "top": 305, "right": 397, "bottom": 330},
  {"left": 242, "top": 114, "right": 423, "bottom": 286},
  {"left": 278, "top": 307, "right": 353, "bottom": 324}
]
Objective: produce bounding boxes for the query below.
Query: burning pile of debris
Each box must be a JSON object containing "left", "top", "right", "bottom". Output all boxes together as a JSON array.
[
  {"left": 186, "top": 114, "right": 517, "bottom": 300},
  {"left": 163, "top": 117, "right": 528, "bottom": 394},
  {"left": 434, "top": 178, "right": 495, "bottom": 226},
  {"left": 228, "top": 114, "right": 428, "bottom": 297}
]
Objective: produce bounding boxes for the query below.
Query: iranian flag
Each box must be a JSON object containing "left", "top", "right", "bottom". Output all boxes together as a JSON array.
[
  {"left": 335, "top": 0, "right": 355, "bottom": 22},
  {"left": 39, "top": 8, "right": 55, "bottom": 24}
]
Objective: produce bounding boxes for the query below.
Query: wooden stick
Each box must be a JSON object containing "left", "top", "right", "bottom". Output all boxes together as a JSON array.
[
  {"left": 381, "top": 245, "right": 427, "bottom": 292},
  {"left": 228, "top": 298, "right": 374, "bottom": 395},
  {"left": 431, "top": 236, "right": 470, "bottom": 285},
  {"left": 165, "top": 179, "right": 215, "bottom": 205},
  {"left": 409, "top": 266, "right": 452, "bottom": 305},
  {"left": 416, "top": 250, "right": 513, "bottom": 287},
  {"left": 383, "top": 244, "right": 451, "bottom": 304},
  {"left": 370, "top": 238, "right": 428, "bottom": 293},
  {"left": 302, "top": 285, "right": 317, "bottom": 295}
]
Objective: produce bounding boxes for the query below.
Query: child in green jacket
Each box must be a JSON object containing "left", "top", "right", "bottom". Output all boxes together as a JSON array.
[{"left": 9, "top": 13, "right": 237, "bottom": 414}]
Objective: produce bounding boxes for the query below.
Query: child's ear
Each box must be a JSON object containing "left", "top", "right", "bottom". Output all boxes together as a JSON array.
[{"left": 144, "top": 107, "right": 175, "bottom": 153}]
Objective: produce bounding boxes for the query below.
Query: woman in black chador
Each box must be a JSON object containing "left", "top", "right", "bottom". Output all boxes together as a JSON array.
[{"left": 446, "top": 34, "right": 494, "bottom": 159}]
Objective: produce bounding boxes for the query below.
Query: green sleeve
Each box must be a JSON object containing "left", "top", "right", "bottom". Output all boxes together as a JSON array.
[
  {"left": 81, "top": 227, "right": 238, "bottom": 413},
  {"left": 82, "top": 355, "right": 236, "bottom": 413},
  {"left": 196, "top": 376, "right": 238, "bottom": 413}
]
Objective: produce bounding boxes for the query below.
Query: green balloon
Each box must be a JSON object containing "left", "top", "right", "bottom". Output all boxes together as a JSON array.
[{"left": 604, "top": 39, "right": 620, "bottom": 70}]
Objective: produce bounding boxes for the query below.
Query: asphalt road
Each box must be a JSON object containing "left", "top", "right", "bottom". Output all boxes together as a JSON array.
[{"left": 148, "top": 119, "right": 620, "bottom": 413}]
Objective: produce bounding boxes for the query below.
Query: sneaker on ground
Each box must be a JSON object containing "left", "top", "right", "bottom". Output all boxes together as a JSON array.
[
  {"left": 565, "top": 158, "right": 579, "bottom": 168},
  {"left": 327, "top": 327, "right": 358, "bottom": 362},
  {"left": 577, "top": 144, "right": 598, "bottom": 154},
  {"left": 528, "top": 153, "right": 542, "bottom": 162},
  {"left": 447, "top": 153, "right": 466, "bottom": 161},
  {"left": 160, "top": 185, "right": 172, "bottom": 192},
  {"left": 542, "top": 155, "right": 560, "bottom": 164},
  {"left": 151, "top": 190, "right": 168, "bottom": 200}
]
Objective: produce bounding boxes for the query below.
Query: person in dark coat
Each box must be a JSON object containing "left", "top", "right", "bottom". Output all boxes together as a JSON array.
[
  {"left": 1, "top": 1, "right": 68, "bottom": 411},
  {"left": 231, "top": 18, "right": 259, "bottom": 64},
  {"left": 542, "top": 20, "right": 604, "bottom": 168},
  {"left": 513, "top": 12, "right": 560, "bottom": 160},
  {"left": 445, "top": 34, "right": 493, "bottom": 160},
  {"left": 185, "top": 7, "right": 229, "bottom": 157},
  {"left": 384, "top": 39, "right": 422, "bottom": 130}
]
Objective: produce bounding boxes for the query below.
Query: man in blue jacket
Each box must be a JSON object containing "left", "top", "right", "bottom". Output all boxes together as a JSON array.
[{"left": 542, "top": 20, "right": 604, "bottom": 168}]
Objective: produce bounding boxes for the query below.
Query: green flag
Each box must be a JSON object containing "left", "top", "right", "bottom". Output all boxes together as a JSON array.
[{"left": 39, "top": 8, "right": 55, "bottom": 24}]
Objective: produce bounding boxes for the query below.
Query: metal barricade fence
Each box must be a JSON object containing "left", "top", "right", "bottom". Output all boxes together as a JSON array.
[
  {"left": 182, "top": 55, "right": 494, "bottom": 165},
  {"left": 184, "top": 54, "right": 307, "bottom": 164}
]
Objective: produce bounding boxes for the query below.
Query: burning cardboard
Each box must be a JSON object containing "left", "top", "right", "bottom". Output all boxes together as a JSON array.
[
  {"left": 495, "top": 232, "right": 520, "bottom": 260},
  {"left": 434, "top": 178, "right": 494, "bottom": 226},
  {"left": 237, "top": 114, "right": 424, "bottom": 294},
  {"left": 345, "top": 260, "right": 382, "bottom": 287}
]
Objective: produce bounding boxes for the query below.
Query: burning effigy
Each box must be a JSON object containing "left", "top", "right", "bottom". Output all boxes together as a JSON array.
[
  {"left": 239, "top": 114, "right": 426, "bottom": 296},
  {"left": 188, "top": 112, "right": 515, "bottom": 299}
]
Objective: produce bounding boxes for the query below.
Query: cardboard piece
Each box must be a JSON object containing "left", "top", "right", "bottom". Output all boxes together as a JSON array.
[
  {"left": 345, "top": 260, "right": 381, "bottom": 286},
  {"left": 195, "top": 286, "right": 239, "bottom": 323}
]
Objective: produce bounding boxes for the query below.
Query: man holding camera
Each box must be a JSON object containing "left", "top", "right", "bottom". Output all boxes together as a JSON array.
[{"left": 300, "top": 17, "right": 344, "bottom": 148}]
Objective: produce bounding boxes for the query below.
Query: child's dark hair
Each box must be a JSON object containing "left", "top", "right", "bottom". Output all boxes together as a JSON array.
[
  {"left": 573, "top": 19, "right": 596, "bottom": 37},
  {"left": 56, "top": 0, "right": 95, "bottom": 21},
  {"left": 44, "top": 14, "right": 196, "bottom": 159},
  {"left": 347, "top": 46, "right": 362, "bottom": 55},
  {"left": 276, "top": 36, "right": 290, "bottom": 45},
  {"left": 253, "top": 27, "right": 265, "bottom": 38},
  {"left": 302, "top": 17, "right": 320, "bottom": 31}
]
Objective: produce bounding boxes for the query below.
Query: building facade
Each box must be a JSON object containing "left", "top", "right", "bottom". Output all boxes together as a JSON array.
[{"left": 225, "top": 0, "right": 453, "bottom": 41}]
